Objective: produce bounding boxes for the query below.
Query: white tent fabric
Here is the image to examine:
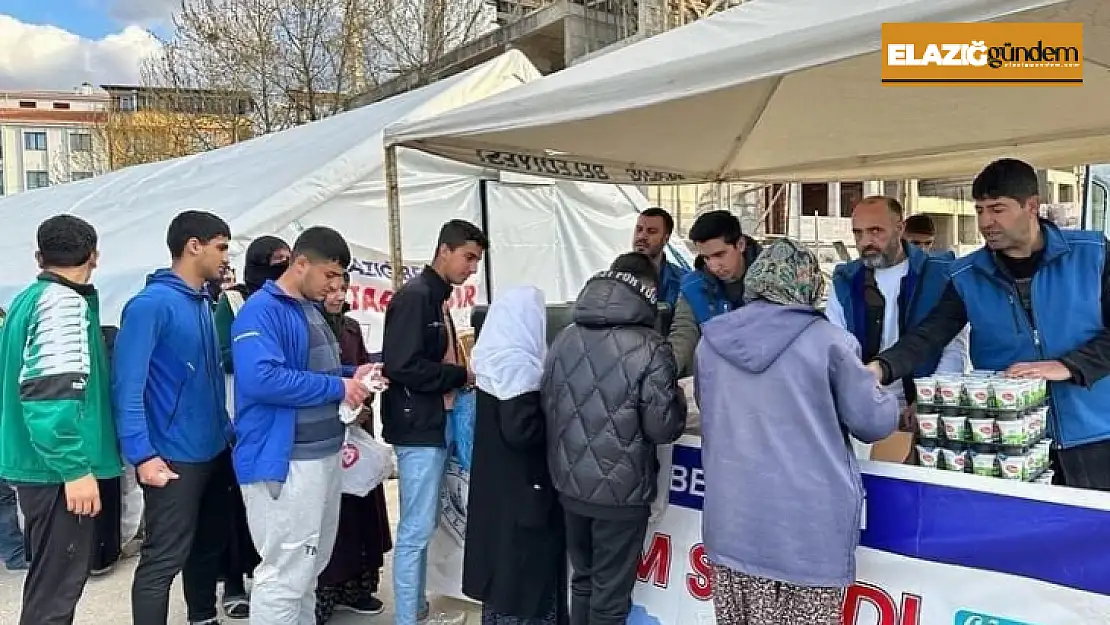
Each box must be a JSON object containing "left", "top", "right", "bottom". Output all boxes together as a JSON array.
[
  {"left": 0, "top": 51, "right": 676, "bottom": 323},
  {"left": 384, "top": 0, "right": 1110, "bottom": 184}
]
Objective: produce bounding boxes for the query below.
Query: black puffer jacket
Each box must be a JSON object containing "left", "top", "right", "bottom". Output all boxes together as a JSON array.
[{"left": 542, "top": 271, "right": 687, "bottom": 517}]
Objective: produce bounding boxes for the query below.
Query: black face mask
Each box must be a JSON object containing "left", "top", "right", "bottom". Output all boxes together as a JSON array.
[{"left": 244, "top": 260, "right": 289, "bottom": 295}]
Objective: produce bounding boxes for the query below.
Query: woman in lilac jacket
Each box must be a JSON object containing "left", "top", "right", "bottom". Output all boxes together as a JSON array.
[{"left": 695, "top": 238, "right": 899, "bottom": 625}]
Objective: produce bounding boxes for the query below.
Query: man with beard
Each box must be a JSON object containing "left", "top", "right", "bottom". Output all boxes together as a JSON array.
[
  {"left": 826, "top": 197, "right": 968, "bottom": 460},
  {"left": 113, "top": 210, "right": 236, "bottom": 625},
  {"left": 867, "top": 159, "right": 1110, "bottom": 491},
  {"left": 668, "top": 210, "right": 762, "bottom": 375},
  {"left": 632, "top": 208, "right": 689, "bottom": 307}
]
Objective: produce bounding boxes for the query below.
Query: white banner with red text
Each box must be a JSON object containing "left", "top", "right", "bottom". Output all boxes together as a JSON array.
[{"left": 429, "top": 434, "right": 1110, "bottom": 625}]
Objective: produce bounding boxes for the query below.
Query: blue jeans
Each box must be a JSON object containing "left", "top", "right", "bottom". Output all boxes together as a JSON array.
[
  {"left": 0, "top": 480, "right": 27, "bottom": 569},
  {"left": 392, "top": 445, "right": 449, "bottom": 625}
]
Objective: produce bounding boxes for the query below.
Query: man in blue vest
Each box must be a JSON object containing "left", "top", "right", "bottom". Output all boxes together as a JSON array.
[
  {"left": 669, "top": 210, "right": 761, "bottom": 375},
  {"left": 633, "top": 207, "right": 688, "bottom": 307},
  {"left": 869, "top": 159, "right": 1110, "bottom": 491},
  {"left": 827, "top": 196, "right": 968, "bottom": 459}
]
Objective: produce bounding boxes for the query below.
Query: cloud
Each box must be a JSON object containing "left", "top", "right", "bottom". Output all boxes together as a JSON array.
[
  {"left": 109, "top": 0, "right": 179, "bottom": 26},
  {"left": 0, "top": 15, "right": 160, "bottom": 90}
]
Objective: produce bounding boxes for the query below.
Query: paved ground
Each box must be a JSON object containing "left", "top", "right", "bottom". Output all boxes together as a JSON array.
[{"left": 0, "top": 479, "right": 480, "bottom": 624}]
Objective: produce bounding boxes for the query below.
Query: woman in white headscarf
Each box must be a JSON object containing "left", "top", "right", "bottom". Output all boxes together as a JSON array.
[{"left": 462, "top": 287, "right": 568, "bottom": 625}]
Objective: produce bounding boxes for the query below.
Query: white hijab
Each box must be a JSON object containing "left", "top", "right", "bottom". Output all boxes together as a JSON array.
[{"left": 471, "top": 286, "right": 547, "bottom": 401}]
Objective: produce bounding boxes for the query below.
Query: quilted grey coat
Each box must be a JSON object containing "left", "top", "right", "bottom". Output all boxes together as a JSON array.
[{"left": 542, "top": 271, "right": 687, "bottom": 511}]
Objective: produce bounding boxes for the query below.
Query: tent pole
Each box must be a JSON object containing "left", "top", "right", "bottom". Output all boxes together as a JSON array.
[
  {"left": 478, "top": 179, "right": 494, "bottom": 303},
  {"left": 385, "top": 145, "right": 405, "bottom": 292}
]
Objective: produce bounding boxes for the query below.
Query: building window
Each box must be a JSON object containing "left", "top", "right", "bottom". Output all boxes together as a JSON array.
[
  {"left": 18, "top": 101, "right": 36, "bottom": 109},
  {"left": 52, "top": 102, "right": 71, "bottom": 110},
  {"left": 1059, "top": 184, "right": 1075, "bottom": 204},
  {"left": 70, "top": 133, "right": 93, "bottom": 152},
  {"left": 71, "top": 171, "right": 94, "bottom": 181},
  {"left": 26, "top": 171, "right": 50, "bottom": 190},
  {"left": 1093, "top": 183, "right": 1108, "bottom": 233},
  {"left": 840, "top": 182, "right": 865, "bottom": 212},
  {"left": 24, "top": 132, "right": 47, "bottom": 151}
]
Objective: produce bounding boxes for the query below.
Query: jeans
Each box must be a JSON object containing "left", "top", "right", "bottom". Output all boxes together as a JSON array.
[
  {"left": 392, "top": 445, "right": 449, "bottom": 625},
  {"left": 0, "top": 480, "right": 27, "bottom": 569}
]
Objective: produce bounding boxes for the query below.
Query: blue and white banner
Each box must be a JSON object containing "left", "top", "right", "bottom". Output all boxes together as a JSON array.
[{"left": 629, "top": 436, "right": 1110, "bottom": 625}]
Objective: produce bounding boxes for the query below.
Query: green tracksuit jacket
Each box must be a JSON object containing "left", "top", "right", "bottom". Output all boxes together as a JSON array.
[{"left": 0, "top": 273, "right": 121, "bottom": 484}]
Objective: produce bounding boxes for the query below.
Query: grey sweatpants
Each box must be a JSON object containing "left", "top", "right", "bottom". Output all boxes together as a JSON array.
[{"left": 243, "top": 453, "right": 343, "bottom": 625}]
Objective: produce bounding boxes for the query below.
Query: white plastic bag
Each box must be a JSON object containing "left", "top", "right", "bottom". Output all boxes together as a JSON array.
[{"left": 340, "top": 426, "right": 394, "bottom": 497}]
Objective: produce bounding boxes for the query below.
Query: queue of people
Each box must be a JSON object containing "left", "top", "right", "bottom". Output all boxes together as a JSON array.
[{"left": 1, "top": 155, "right": 1108, "bottom": 625}]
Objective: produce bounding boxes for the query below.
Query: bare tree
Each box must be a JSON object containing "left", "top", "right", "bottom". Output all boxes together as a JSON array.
[{"left": 144, "top": 0, "right": 492, "bottom": 138}]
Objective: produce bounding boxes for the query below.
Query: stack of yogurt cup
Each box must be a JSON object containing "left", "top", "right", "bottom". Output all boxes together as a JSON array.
[{"left": 912, "top": 370, "right": 1055, "bottom": 484}]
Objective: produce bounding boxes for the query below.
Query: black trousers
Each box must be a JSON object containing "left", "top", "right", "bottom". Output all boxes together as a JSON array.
[
  {"left": 90, "top": 476, "right": 122, "bottom": 572},
  {"left": 132, "top": 450, "right": 235, "bottom": 624},
  {"left": 16, "top": 484, "right": 96, "bottom": 625},
  {"left": 565, "top": 509, "right": 649, "bottom": 625},
  {"left": 1056, "top": 439, "right": 1110, "bottom": 490},
  {"left": 219, "top": 475, "right": 259, "bottom": 598}
]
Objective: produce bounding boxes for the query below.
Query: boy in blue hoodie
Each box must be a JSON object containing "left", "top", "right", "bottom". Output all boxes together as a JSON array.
[{"left": 113, "top": 210, "right": 235, "bottom": 625}]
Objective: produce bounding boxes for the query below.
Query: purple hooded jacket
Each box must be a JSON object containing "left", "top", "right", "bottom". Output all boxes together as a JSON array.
[{"left": 695, "top": 300, "right": 899, "bottom": 588}]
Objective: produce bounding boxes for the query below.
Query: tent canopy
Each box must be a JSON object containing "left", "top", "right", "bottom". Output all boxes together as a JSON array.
[
  {"left": 384, "top": 0, "right": 1110, "bottom": 184},
  {"left": 0, "top": 51, "right": 668, "bottom": 323}
]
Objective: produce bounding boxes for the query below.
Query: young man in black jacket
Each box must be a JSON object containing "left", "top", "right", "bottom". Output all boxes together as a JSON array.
[
  {"left": 543, "top": 252, "right": 687, "bottom": 625},
  {"left": 381, "top": 219, "right": 486, "bottom": 625}
]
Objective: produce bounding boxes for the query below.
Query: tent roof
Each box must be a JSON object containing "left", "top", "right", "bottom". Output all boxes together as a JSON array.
[{"left": 384, "top": 0, "right": 1110, "bottom": 183}]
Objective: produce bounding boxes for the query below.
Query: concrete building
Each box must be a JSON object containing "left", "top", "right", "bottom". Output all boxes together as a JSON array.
[{"left": 0, "top": 85, "right": 110, "bottom": 197}]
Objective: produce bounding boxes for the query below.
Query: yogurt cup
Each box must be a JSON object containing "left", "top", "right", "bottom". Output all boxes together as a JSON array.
[
  {"left": 963, "top": 379, "right": 993, "bottom": 410},
  {"left": 968, "top": 417, "right": 997, "bottom": 443},
  {"left": 971, "top": 451, "right": 998, "bottom": 477},
  {"left": 940, "top": 447, "right": 967, "bottom": 472},
  {"left": 935, "top": 377, "right": 963, "bottom": 407},
  {"left": 917, "top": 412, "right": 940, "bottom": 439},
  {"left": 941, "top": 415, "right": 968, "bottom": 442},
  {"left": 916, "top": 445, "right": 940, "bottom": 469},
  {"left": 1038, "top": 469, "right": 1056, "bottom": 484},
  {"left": 998, "top": 454, "right": 1028, "bottom": 481},
  {"left": 991, "top": 379, "right": 1022, "bottom": 411},
  {"left": 914, "top": 378, "right": 937, "bottom": 406},
  {"left": 996, "top": 418, "right": 1026, "bottom": 445}
]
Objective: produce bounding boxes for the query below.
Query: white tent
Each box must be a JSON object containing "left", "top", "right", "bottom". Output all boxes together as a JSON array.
[
  {"left": 0, "top": 51, "right": 682, "bottom": 324},
  {"left": 384, "top": 0, "right": 1110, "bottom": 184}
]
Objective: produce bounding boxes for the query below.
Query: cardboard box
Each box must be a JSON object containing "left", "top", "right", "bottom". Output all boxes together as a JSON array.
[{"left": 869, "top": 431, "right": 915, "bottom": 464}]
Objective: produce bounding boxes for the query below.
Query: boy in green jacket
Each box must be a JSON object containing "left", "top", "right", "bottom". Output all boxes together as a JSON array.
[{"left": 0, "top": 215, "right": 121, "bottom": 625}]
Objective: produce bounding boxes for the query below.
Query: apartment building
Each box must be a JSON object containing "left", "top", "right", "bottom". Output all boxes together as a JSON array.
[{"left": 0, "top": 85, "right": 110, "bottom": 196}]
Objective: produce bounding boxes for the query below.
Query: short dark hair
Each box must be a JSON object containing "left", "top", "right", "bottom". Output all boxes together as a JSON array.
[
  {"left": 855, "top": 195, "right": 904, "bottom": 220},
  {"left": 436, "top": 219, "right": 488, "bottom": 252},
  {"left": 639, "top": 207, "right": 674, "bottom": 235},
  {"left": 904, "top": 214, "right": 936, "bottom": 236},
  {"left": 38, "top": 215, "right": 98, "bottom": 268},
  {"left": 688, "top": 210, "right": 742, "bottom": 246},
  {"left": 610, "top": 252, "right": 658, "bottom": 286},
  {"left": 294, "top": 226, "right": 351, "bottom": 267},
  {"left": 167, "top": 210, "right": 231, "bottom": 259},
  {"left": 972, "top": 158, "right": 1040, "bottom": 204},
  {"left": 694, "top": 254, "right": 706, "bottom": 271}
]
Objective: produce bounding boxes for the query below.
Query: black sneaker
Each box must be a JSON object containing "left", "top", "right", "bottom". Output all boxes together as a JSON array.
[
  {"left": 336, "top": 595, "right": 385, "bottom": 615},
  {"left": 223, "top": 597, "right": 250, "bottom": 619}
]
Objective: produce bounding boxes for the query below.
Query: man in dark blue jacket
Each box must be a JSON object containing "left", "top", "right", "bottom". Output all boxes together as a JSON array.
[
  {"left": 231, "top": 226, "right": 372, "bottom": 625},
  {"left": 871, "top": 159, "right": 1110, "bottom": 491},
  {"left": 668, "top": 210, "right": 761, "bottom": 375},
  {"left": 632, "top": 207, "right": 689, "bottom": 307},
  {"left": 113, "top": 210, "right": 235, "bottom": 625}
]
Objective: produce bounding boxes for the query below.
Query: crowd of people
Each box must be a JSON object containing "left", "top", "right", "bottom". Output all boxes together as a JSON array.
[{"left": 0, "top": 156, "right": 1109, "bottom": 625}]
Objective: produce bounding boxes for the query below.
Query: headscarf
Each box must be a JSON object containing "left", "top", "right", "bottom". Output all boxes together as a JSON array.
[
  {"left": 240, "top": 235, "right": 290, "bottom": 296},
  {"left": 471, "top": 286, "right": 547, "bottom": 401},
  {"left": 742, "top": 238, "right": 825, "bottom": 307}
]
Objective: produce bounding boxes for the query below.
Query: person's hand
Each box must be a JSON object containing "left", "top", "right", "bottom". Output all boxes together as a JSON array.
[
  {"left": 343, "top": 377, "right": 371, "bottom": 406},
  {"left": 865, "top": 361, "right": 884, "bottom": 384},
  {"left": 899, "top": 402, "right": 918, "bottom": 433},
  {"left": 1005, "top": 360, "right": 1072, "bottom": 382},
  {"left": 356, "top": 406, "right": 373, "bottom": 425},
  {"left": 137, "top": 457, "right": 179, "bottom": 488},
  {"left": 64, "top": 474, "right": 101, "bottom": 517}
]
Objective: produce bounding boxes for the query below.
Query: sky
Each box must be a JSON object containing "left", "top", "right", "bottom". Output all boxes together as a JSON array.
[{"left": 0, "top": 0, "right": 178, "bottom": 91}]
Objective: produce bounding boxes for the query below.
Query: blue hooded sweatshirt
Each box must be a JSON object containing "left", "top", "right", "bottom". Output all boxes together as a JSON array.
[{"left": 112, "top": 269, "right": 230, "bottom": 465}]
